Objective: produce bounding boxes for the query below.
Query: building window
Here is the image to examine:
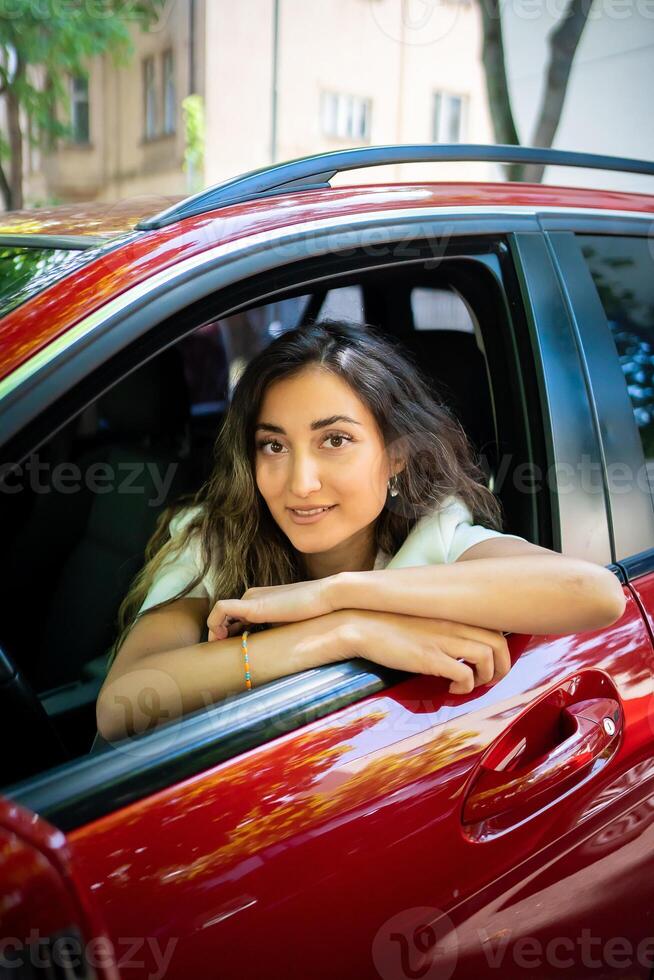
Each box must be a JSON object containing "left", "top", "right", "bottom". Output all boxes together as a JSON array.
[
  {"left": 70, "top": 75, "right": 90, "bottom": 144},
  {"left": 162, "top": 49, "right": 175, "bottom": 135},
  {"left": 433, "top": 91, "right": 467, "bottom": 143},
  {"left": 143, "top": 56, "right": 157, "bottom": 139},
  {"left": 321, "top": 92, "right": 371, "bottom": 141}
]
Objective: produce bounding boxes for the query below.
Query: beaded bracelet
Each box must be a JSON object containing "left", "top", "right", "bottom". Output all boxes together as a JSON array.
[{"left": 241, "top": 629, "right": 252, "bottom": 691}]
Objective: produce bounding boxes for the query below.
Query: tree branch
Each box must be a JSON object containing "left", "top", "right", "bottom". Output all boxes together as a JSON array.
[
  {"left": 0, "top": 156, "right": 12, "bottom": 211},
  {"left": 476, "top": 0, "right": 523, "bottom": 181},
  {"left": 524, "top": 0, "right": 592, "bottom": 182}
]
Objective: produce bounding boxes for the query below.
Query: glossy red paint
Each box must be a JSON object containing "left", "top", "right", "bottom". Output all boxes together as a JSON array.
[
  {"left": 626, "top": 572, "right": 654, "bottom": 649},
  {"left": 2, "top": 181, "right": 653, "bottom": 383},
  {"left": 63, "top": 586, "right": 654, "bottom": 978},
  {"left": 0, "top": 799, "right": 119, "bottom": 977},
  {"left": 0, "top": 195, "right": 183, "bottom": 239}
]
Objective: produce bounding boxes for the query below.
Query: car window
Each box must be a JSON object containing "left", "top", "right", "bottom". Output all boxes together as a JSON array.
[
  {"left": 0, "top": 243, "right": 111, "bottom": 318},
  {"left": 316, "top": 285, "right": 364, "bottom": 322},
  {"left": 578, "top": 235, "right": 654, "bottom": 491},
  {"left": 411, "top": 287, "right": 475, "bottom": 333},
  {"left": 218, "top": 295, "right": 311, "bottom": 393},
  {"left": 1, "top": 246, "right": 537, "bottom": 793}
]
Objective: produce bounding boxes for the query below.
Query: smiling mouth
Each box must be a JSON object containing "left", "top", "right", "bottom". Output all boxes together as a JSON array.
[{"left": 288, "top": 505, "right": 336, "bottom": 516}]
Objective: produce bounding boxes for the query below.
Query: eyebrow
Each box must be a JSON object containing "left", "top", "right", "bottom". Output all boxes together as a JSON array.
[{"left": 255, "top": 414, "right": 362, "bottom": 435}]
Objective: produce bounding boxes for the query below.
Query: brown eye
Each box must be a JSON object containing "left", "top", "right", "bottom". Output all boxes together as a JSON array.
[
  {"left": 322, "top": 432, "right": 353, "bottom": 449},
  {"left": 256, "top": 439, "right": 285, "bottom": 455}
]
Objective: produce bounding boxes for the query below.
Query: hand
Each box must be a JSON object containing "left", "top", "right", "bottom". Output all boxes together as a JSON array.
[
  {"left": 295, "top": 609, "right": 512, "bottom": 694},
  {"left": 207, "top": 577, "right": 338, "bottom": 641}
]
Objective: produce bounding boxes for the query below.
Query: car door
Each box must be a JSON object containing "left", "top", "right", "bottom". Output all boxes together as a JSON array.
[{"left": 2, "top": 216, "right": 654, "bottom": 980}]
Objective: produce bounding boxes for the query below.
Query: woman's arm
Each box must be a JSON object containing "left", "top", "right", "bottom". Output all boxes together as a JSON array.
[
  {"left": 327, "top": 538, "right": 626, "bottom": 636},
  {"left": 97, "top": 610, "right": 347, "bottom": 742},
  {"left": 97, "top": 605, "right": 512, "bottom": 741}
]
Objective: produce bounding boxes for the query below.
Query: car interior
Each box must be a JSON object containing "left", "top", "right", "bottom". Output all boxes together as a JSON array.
[{"left": 0, "top": 251, "right": 542, "bottom": 786}]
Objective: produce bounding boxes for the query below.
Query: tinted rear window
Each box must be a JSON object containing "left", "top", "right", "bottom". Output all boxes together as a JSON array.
[{"left": 0, "top": 244, "right": 107, "bottom": 318}]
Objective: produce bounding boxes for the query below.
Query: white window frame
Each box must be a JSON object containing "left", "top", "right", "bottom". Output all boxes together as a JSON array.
[{"left": 321, "top": 91, "right": 371, "bottom": 141}]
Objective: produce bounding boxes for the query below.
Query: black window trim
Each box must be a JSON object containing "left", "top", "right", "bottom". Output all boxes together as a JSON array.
[
  {"left": 537, "top": 213, "right": 653, "bottom": 236},
  {"left": 5, "top": 659, "right": 404, "bottom": 834},
  {"left": 1, "top": 215, "right": 608, "bottom": 829},
  {"left": 508, "top": 231, "right": 613, "bottom": 566},
  {"left": 618, "top": 550, "right": 654, "bottom": 581}
]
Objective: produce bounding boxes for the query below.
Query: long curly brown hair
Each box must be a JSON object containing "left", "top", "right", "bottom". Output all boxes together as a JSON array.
[{"left": 106, "top": 318, "right": 503, "bottom": 669}]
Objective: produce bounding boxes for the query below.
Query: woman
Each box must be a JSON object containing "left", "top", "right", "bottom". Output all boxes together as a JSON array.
[{"left": 96, "top": 319, "right": 625, "bottom": 743}]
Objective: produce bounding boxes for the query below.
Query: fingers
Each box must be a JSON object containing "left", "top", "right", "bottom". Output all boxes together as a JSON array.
[
  {"left": 207, "top": 599, "right": 256, "bottom": 639},
  {"left": 456, "top": 627, "right": 512, "bottom": 681},
  {"left": 437, "top": 636, "right": 496, "bottom": 686},
  {"left": 207, "top": 600, "right": 248, "bottom": 635},
  {"left": 207, "top": 617, "right": 247, "bottom": 641},
  {"left": 429, "top": 623, "right": 512, "bottom": 685},
  {"left": 430, "top": 653, "right": 475, "bottom": 694}
]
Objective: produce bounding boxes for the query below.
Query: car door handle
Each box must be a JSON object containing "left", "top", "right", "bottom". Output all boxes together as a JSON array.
[{"left": 462, "top": 697, "right": 621, "bottom": 824}]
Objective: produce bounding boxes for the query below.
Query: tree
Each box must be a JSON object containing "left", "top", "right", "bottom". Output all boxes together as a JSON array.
[
  {"left": 0, "top": 0, "right": 166, "bottom": 210},
  {"left": 477, "top": 0, "right": 593, "bottom": 181}
]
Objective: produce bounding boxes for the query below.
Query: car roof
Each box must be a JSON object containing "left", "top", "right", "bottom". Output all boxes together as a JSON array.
[
  {"left": 0, "top": 196, "right": 185, "bottom": 243},
  {"left": 1, "top": 177, "right": 653, "bottom": 385}
]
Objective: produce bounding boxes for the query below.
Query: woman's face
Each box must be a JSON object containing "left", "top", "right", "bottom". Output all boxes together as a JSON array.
[{"left": 254, "top": 365, "right": 398, "bottom": 576}]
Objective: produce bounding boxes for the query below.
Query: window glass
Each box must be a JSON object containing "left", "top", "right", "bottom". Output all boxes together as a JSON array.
[
  {"left": 70, "top": 75, "right": 90, "bottom": 144},
  {"left": 321, "top": 91, "right": 371, "bottom": 141},
  {"left": 411, "top": 287, "right": 475, "bottom": 332},
  {"left": 317, "top": 286, "right": 364, "bottom": 323},
  {"left": 218, "top": 296, "right": 311, "bottom": 394},
  {"left": 433, "top": 91, "right": 467, "bottom": 143},
  {"left": 0, "top": 246, "right": 100, "bottom": 318},
  {"left": 177, "top": 321, "right": 229, "bottom": 417},
  {"left": 578, "top": 234, "right": 654, "bottom": 465},
  {"left": 162, "top": 50, "right": 175, "bottom": 135},
  {"left": 143, "top": 56, "right": 157, "bottom": 138}
]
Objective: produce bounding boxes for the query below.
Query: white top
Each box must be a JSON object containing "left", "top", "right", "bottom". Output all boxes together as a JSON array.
[{"left": 137, "top": 495, "right": 528, "bottom": 616}]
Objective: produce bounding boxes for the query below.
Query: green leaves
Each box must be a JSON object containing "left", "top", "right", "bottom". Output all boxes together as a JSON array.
[{"left": 0, "top": 0, "right": 166, "bottom": 150}]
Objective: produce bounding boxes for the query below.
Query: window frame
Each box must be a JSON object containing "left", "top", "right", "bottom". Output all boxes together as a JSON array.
[
  {"left": 0, "top": 214, "right": 607, "bottom": 828},
  {"left": 432, "top": 90, "right": 467, "bottom": 144},
  {"left": 543, "top": 215, "right": 654, "bottom": 564},
  {"left": 320, "top": 90, "right": 371, "bottom": 141}
]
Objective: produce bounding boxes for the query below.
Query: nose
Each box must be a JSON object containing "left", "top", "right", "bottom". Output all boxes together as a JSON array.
[{"left": 288, "top": 451, "right": 322, "bottom": 498}]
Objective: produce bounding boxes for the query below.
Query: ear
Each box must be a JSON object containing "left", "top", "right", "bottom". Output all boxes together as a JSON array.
[{"left": 386, "top": 435, "right": 410, "bottom": 477}]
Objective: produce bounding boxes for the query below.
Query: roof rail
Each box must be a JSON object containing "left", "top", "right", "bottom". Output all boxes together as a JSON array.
[{"left": 136, "top": 143, "right": 654, "bottom": 231}]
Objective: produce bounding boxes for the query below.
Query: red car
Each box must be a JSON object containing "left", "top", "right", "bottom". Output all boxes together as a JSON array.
[{"left": 2, "top": 144, "right": 654, "bottom": 979}]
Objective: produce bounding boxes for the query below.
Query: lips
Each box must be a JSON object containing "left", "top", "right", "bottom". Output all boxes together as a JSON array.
[
  {"left": 287, "top": 504, "right": 337, "bottom": 524},
  {"left": 288, "top": 506, "right": 334, "bottom": 515}
]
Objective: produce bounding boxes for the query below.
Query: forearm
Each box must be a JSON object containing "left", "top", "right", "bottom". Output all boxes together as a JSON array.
[
  {"left": 97, "top": 611, "right": 346, "bottom": 742},
  {"left": 330, "top": 557, "right": 626, "bottom": 636}
]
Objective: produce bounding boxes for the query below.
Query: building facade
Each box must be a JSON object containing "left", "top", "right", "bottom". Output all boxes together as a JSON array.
[{"left": 22, "top": 0, "right": 498, "bottom": 207}]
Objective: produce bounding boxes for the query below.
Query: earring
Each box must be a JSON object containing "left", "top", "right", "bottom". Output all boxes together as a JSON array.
[{"left": 388, "top": 473, "right": 400, "bottom": 497}]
